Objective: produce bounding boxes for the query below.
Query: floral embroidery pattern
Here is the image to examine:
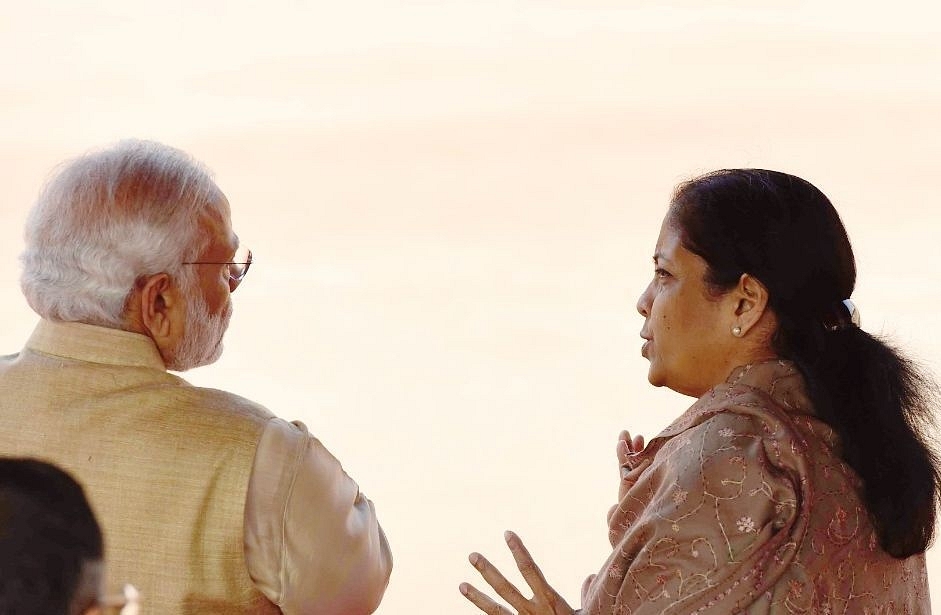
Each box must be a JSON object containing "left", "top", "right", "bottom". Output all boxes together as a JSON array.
[
  {"left": 736, "top": 516, "right": 756, "bottom": 533},
  {"left": 584, "top": 360, "right": 930, "bottom": 615}
]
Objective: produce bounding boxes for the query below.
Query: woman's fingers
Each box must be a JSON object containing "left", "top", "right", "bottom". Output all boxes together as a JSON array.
[
  {"left": 504, "top": 531, "right": 570, "bottom": 610},
  {"left": 463, "top": 534, "right": 574, "bottom": 615},
  {"left": 617, "top": 431, "right": 646, "bottom": 466},
  {"left": 617, "top": 430, "right": 631, "bottom": 465},
  {"left": 468, "top": 551, "right": 531, "bottom": 613},
  {"left": 460, "top": 581, "right": 514, "bottom": 615},
  {"left": 618, "top": 458, "right": 651, "bottom": 501},
  {"left": 580, "top": 573, "right": 596, "bottom": 604},
  {"left": 621, "top": 458, "right": 651, "bottom": 482}
]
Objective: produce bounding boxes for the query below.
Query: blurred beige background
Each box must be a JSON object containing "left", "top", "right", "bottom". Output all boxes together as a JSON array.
[{"left": 2, "top": 1, "right": 940, "bottom": 612}]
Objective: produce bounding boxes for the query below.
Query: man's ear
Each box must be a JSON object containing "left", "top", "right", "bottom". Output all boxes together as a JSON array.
[
  {"left": 137, "top": 273, "right": 178, "bottom": 342},
  {"left": 732, "top": 273, "right": 770, "bottom": 336}
]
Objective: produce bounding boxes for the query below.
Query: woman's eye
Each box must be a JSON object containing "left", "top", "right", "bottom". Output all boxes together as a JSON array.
[{"left": 654, "top": 268, "right": 671, "bottom": 279}]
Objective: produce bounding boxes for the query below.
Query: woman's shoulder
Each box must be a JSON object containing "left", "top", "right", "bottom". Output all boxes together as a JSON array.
[
  {"left": 654, "top": 387, "right": 793, "bottom": 448},
  {"left": 646, "top": 404, "right": 793, "bottom": 481},
  {"left": 638, "top": 383, "right": 835, "bottom": 493},
  {"left": 653, "top": 360, "right": 823, "bottom": 447}
]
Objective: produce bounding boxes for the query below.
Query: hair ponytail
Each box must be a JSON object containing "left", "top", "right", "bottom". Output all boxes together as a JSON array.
[
  {"left": 671, "top": 168, "right": 941, "bottom": 558},
  {"left": 781, "top": 321, "right": 940, "bottom": 557}
]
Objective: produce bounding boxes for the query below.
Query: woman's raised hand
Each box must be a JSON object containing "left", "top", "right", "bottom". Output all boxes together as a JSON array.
[
  {"left": 608, "top": 430, "right": 649, "bottom": 524},
  {"left": 617, "top": 430, "right": 645, "bottom": 466},
  {"left": 460, "top": 531, "right": 575, "bottom": 615}
]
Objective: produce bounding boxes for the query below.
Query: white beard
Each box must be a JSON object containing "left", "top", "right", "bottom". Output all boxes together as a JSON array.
[{"left": 166, "top": 289, "right": 232, "bottom": 372}]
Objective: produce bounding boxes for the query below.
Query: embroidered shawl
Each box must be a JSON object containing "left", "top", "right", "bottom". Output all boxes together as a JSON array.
[{"left": 582, "top": 360, "right": 930, "bottom": 614}]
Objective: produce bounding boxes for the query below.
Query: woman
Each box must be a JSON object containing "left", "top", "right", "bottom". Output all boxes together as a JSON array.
[{"left": 460, "top": 170, "right": 939, "bottom": 613}]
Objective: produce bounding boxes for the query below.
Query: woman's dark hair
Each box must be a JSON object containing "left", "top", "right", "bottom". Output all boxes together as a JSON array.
[
  {"left": 670, "top": 169, "right": 940, "bottom": 558},
  {"left": 0, "top": 457, "right": 104, "bottom": 615}
]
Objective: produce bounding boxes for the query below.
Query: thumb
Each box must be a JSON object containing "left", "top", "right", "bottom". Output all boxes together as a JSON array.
[{"left": 581, "top": 574, "right": 596, "bottom": 604}]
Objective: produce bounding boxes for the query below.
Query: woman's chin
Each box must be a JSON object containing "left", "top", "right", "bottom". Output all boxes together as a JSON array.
[{"left": 646, "top": 365, "right": 665, "bottom": 388}]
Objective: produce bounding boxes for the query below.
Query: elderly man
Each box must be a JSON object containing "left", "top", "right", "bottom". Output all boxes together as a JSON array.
[{"left": 0, "top": 140, "right": 392, "bottom": 614}]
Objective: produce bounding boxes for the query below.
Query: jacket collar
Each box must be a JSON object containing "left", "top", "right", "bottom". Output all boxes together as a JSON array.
[{"left": 25, "top": 319, "right": 167, "bottom": 370}]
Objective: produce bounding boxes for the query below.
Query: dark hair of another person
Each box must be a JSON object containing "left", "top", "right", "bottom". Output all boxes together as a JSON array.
[
  {"left": 0, "top": 458, "right": 104, "bottom": 615},
  {"left": 669, "top": 169, "right": 941, "bottom": 559}
]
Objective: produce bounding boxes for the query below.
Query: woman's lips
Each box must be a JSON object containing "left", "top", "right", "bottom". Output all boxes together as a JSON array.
[{"left": 641, "top": 339, "right": 651, "bottom": 357}]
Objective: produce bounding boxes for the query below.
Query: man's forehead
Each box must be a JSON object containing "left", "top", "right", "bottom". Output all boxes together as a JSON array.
[
  {"left": 197, "top": 209, "right": 237, "bottom": 254},
  {"left": 218, "top": 196, "right": 239, "bottom": 249}
]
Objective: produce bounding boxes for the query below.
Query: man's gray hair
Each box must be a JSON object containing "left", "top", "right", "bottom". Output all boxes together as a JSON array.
[{"left": 20, "top": 139, "right": 225, "bottom": 328}]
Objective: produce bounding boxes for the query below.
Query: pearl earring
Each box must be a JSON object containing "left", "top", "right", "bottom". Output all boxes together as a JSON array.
[{"left": 732, "top": 326, "right": 743, "bottom": 337}]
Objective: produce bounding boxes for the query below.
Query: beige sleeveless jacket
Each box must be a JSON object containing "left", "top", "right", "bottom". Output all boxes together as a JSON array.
[{"left": 0, "top": 320, "right": 281, "bottom": 614}]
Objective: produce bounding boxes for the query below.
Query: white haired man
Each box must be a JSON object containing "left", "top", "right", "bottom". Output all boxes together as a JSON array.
[{"left": 0, "top": 140, "right": 392, "bottom": 614}]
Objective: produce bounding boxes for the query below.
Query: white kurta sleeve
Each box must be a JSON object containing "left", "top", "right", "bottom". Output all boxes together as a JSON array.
[{"left": 243, "top": 417, "right": 392, "bottom": 614}]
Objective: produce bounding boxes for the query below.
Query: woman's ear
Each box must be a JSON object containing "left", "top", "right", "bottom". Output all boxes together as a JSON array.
[{"left": 733, "top": 273, "right": 770, "bottom": 336}]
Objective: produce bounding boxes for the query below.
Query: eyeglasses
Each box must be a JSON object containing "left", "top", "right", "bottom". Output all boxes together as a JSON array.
[
  {"left": 182, "top": 245, "right": 252, "bottom": 291},
  {"left": 98, "top": 583, "right": 140, "bottom": 615}
]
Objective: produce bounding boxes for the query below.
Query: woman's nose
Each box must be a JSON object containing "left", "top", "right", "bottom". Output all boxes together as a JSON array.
[{"left": 636, "top": 283, "right": 652, "bottom": 318}]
